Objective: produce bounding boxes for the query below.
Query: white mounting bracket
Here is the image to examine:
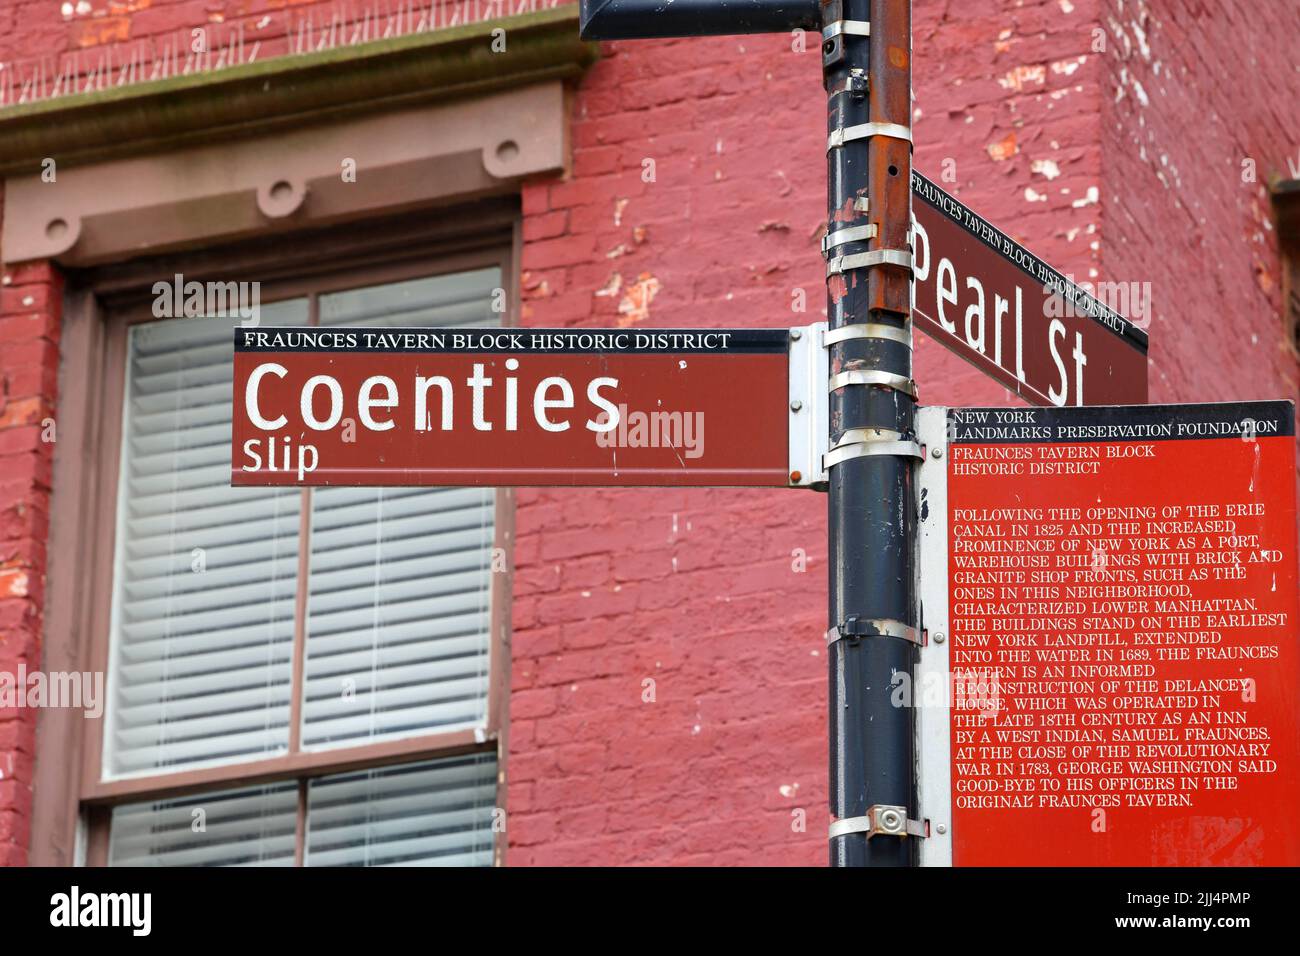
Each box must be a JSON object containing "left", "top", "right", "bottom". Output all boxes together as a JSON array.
[
  {"left": 787, "top": 322, "right": 829, "bottom": 489},
  {"left": 916, "top": 405, "right": 953, "bottom": 866}
]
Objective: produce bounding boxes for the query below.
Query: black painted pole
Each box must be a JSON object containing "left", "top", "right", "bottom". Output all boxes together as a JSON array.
[
  {"left": 824, "top": 0, "right": 918, "bottom": 867},
  {"left": 576, "top": 0, "right": 921, "bottom": 867},
  {"left": 580, "top": 0, "right": 820, "bottom": 40}
]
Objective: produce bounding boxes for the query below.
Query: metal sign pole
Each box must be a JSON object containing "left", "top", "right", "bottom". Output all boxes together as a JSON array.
[
  {"left": 580, "top": 0, "right": 819, "bottom": 39},
  {"left": 823, "top": 0, "right": 920, "bottom": 866}
]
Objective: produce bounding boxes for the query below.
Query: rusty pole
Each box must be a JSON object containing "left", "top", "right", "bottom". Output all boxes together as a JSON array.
[{"left": 823, "top": 0, "right": 919, "bottom": 866}]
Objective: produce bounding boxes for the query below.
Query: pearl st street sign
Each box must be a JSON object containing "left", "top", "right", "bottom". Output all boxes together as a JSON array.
[
  {"left": 912, "top": 172, "right": 1149, "bottom": 406},
  {"left": 230, "top": 325, "right": 827, "bottom": 488}
]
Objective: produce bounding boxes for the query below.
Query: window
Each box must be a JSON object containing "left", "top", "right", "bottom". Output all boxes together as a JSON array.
[
  {"left": 108, "top": 754, "right": 499, "bottom": 867},
  {"left": 54, "top": 213, "right": 515, "bottom": 866},
  {"left": 1276, "top": 179, "right": 1300, "bottom": 358},
  {"left": 1285, "top": 233, "right": 1300, "bottom": 357}
]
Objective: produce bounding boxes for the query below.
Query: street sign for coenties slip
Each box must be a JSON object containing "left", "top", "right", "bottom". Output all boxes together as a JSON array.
[
  {"left": 915, "top": 400, "right": 1299, "bottom": 866},
  {"left": 911, "top": 173, "right": 1149, "bottom": 406},
  {"left": 231, "top": 326, "right": 826, "bottom": 488}
]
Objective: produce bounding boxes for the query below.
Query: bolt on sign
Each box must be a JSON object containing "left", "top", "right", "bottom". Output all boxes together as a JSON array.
[
  {"left": 915, "top": 401, "right": 1299, "bottom": 865},
  {"left": 231, "top": 326, "right": 827, "bottom": 488},
  {"left": 911, "top": 172, "right": 1149, "bottom": 407}
]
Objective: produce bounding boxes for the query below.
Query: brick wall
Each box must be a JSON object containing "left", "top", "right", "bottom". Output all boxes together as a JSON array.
[
  {"left": 0, "top": 0, "right": 488, "bottom": 68},
  {"left": 0, "top": 0, "right": 1295, "bottom": 865},
  {"left": 1100, "top": 0, "right": 1300, "bottom": 405},
  {"left": 0, "top": 231, "right": 62, "bottom": 864}
]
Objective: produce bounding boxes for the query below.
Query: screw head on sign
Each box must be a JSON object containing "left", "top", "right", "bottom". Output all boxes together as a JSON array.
[
  {"left": 790, "top": 400, "right": 803, "bottom": 412},
  {"left": 933, "top": 632, "right": 945, "bottom": 644},
  {"left": 931, "top": 447, "right": 943, "bottom": 459},
  {"left": 937, "top": 824, "right": 947, "bottom": 835},
  {"left": 790, "top": 329, "right": 802, "bottom": 341}
]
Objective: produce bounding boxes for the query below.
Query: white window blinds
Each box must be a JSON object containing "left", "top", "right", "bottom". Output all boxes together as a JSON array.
[
  {"left": 304, "top": 753, "right": 498, "bottom": 866},
  {"left": 104, "top": 267, "right": 503, "bottom": 780},
  {"left": 108, "top": 783, "right": 299, "bottom": 867},
  {"left": 301, "top": 270, "right": 499, "bottom": 749},
  {"left": 104, "top": 301, "right": 309, "bottom": 778},
  {"left": 107, "top": 752, "right": 497, "bottom": 866}
]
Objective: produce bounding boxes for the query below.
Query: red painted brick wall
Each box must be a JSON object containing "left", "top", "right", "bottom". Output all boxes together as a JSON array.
[
  {"left": 0, "top": 0, "right": 1295, "bottom": 866},
  {"left": 0, "top": 241, "right": 62, "bottom": 865},
  {"left": 0, "top": 0, "right": 499, "bottom": 71},
  {"left": 1100, "top": 0, "right": 1300, "bottom": 406}
]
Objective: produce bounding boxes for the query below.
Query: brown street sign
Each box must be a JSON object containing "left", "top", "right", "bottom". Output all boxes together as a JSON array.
[
  {"left": 231, "top": 326, "right": 812, "bottom": 488},
  {"left": 912, "top": 172, "right": 1149, "bottom": 406}
]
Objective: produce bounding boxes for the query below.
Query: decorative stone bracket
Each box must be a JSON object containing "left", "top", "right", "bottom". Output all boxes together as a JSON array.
[
  {"left": 4, "top": 82, "right": 568, "bottom": 265},
  {"left": 0, "top": 7, "right": 594, "bottom": 265}
]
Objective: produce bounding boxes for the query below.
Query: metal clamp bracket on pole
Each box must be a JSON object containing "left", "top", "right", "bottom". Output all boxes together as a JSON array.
[
  {"left": 824, "top": 431, "right": 922, "bottom": 470},
  {"left": 827, "top": 122, "right": 912, "bottom": 150},
  {"left": 824, "top": 440, "right": 922, "bottom": 470},
  {"left": 826, "top": 616, "right": 920, "bottom": 647},
  {"left": 823, "top": 323, "right": 912, "bottom": 348},
  {"left": 821, "top": 224, "right": 878, "bottom": 255},
  {"left": 833, "top": 425, "right": 904, "bottom": 444},
  {"left": 821, "top": 20, "right": 870, "bottom": 40},
  {"left": 826, "top": 249, "right": 912, "bottom": 278},
  {"left": 830, "top": 805, "right": 927, "bottom": 840},
  {"left": 827, "top": 369, "right": 917, "bottom": 398}
]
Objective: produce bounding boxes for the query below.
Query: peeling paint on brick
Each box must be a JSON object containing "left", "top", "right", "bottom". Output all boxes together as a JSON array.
[
  {"left": 988, "top": 131, "right": 1018, "bottom": 161},
  {"left": 0, "top": 570, "right": 29, "bottom": 599},
  {"left": 616, "top": 274, "right": 660, "bottom": 326}
]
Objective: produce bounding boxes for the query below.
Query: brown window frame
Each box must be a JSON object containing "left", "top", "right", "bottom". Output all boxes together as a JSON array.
[
  {"left": 34, "top": 201, "right": 520, "bottom": 866},
  {"left": 1277, "top": 181, "right": 1300, "bottom": 360}
]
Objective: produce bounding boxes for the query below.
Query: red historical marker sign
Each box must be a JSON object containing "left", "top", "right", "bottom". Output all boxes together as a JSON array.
[
  {"left": 231, "top": 326, "right": 796, "bottom": 487},
  {"left": 917, "top": 401, "right": 1299, "bottom": 865},
  {"left": 912, "top": 173, "right": 1149, "bottom": 407}
]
